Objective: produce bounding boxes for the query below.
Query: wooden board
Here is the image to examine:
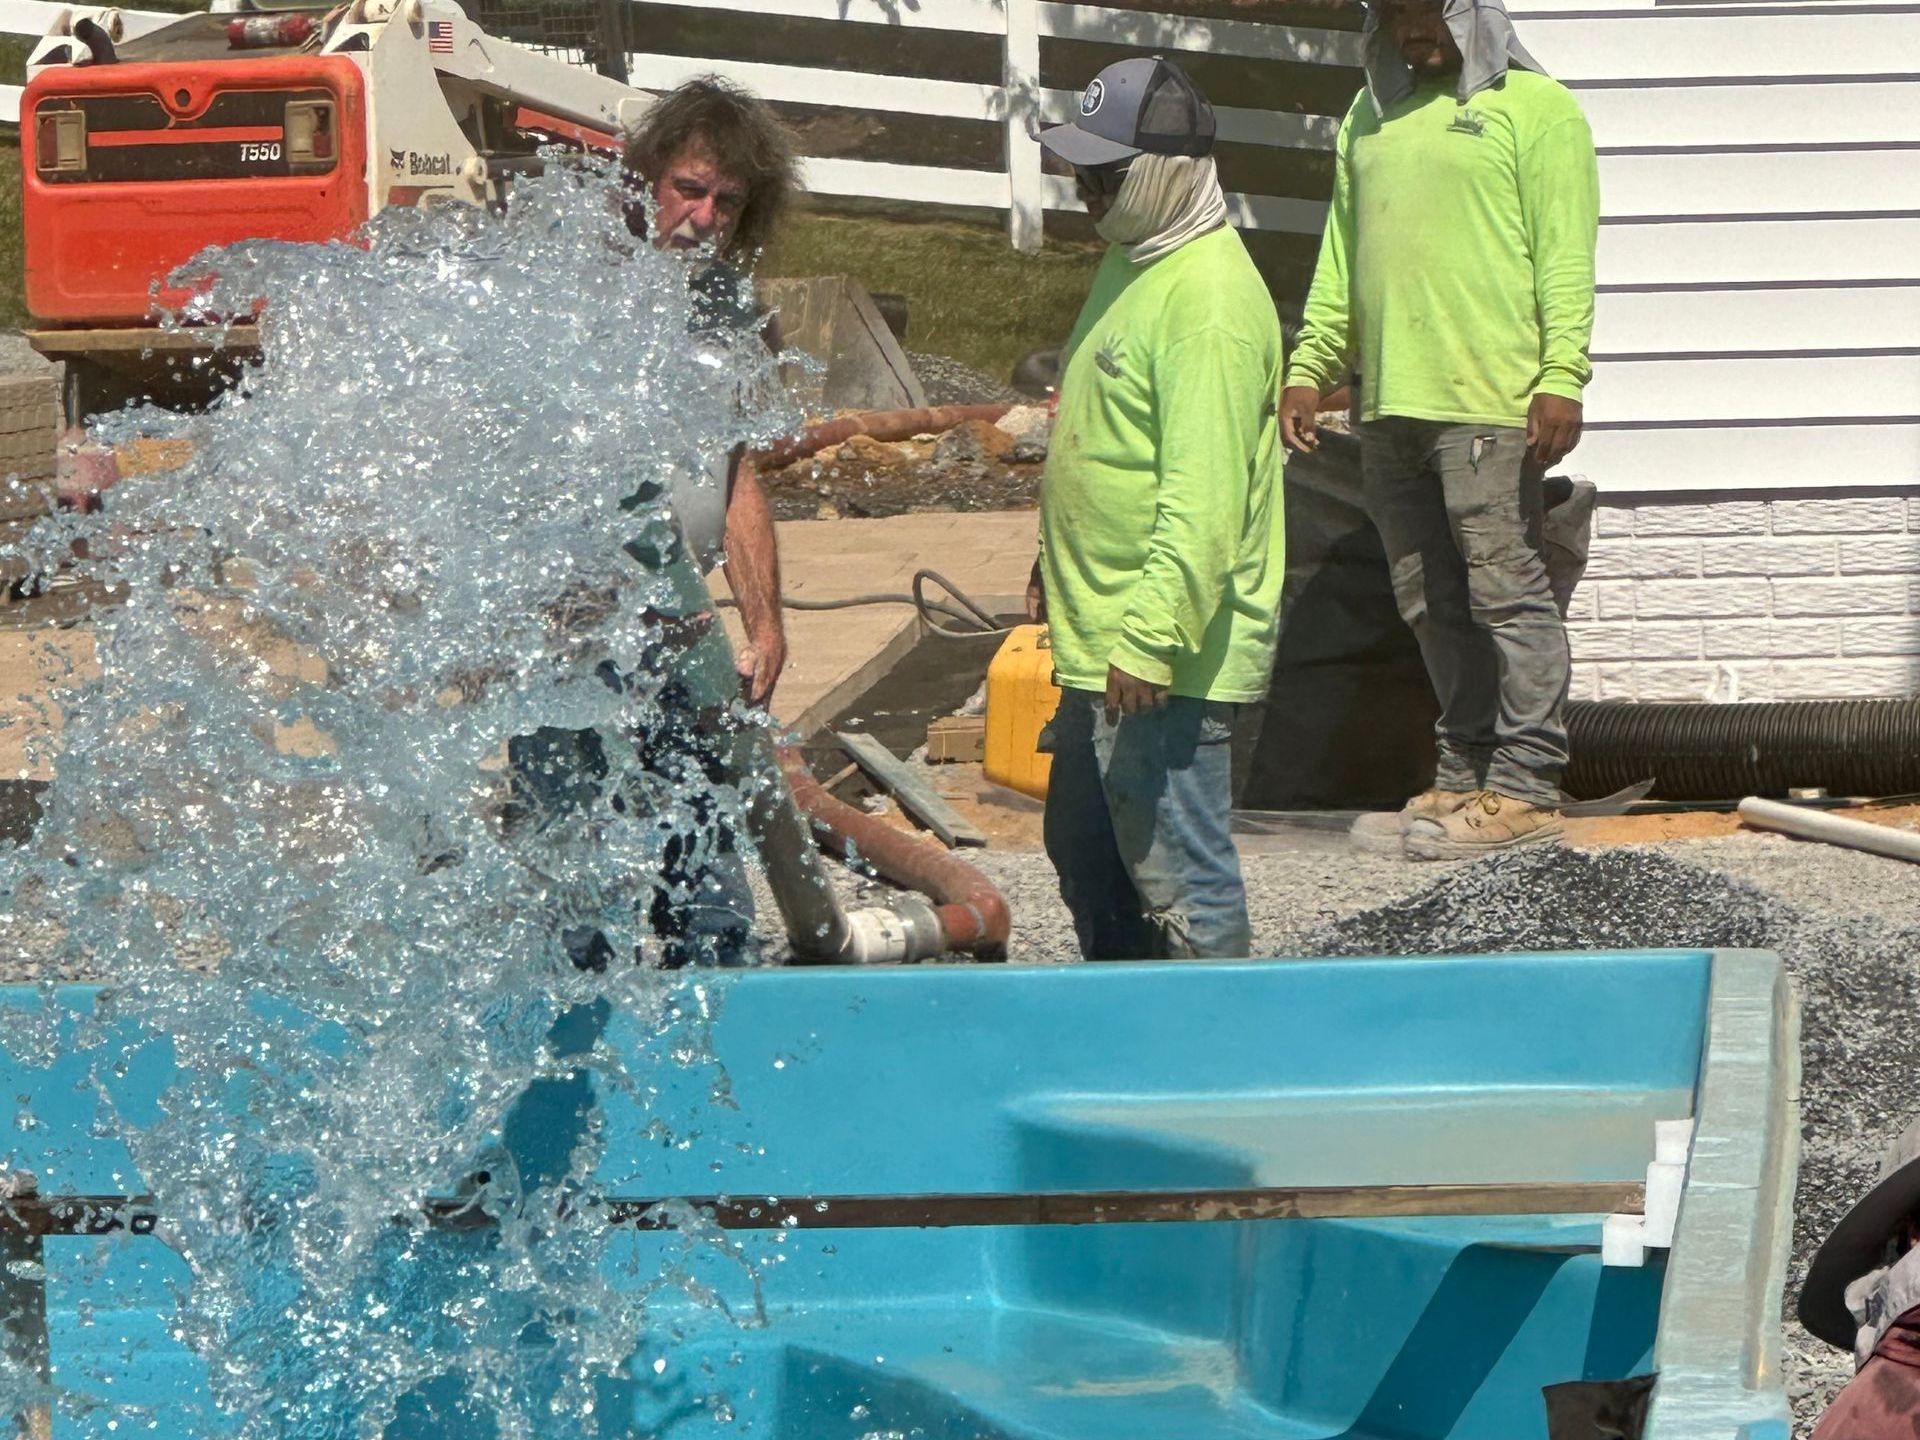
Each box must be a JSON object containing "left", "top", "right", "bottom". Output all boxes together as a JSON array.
[
  {"left": 0, "top": 518, "right": 62, "bottom": 585},
  {"left": 0, "top": 581, "right": 119, "bottom": 630},
  {"left": 758, "top": 276, "right": 927, "bottom": 413},
  {"left": 836, "top": 728, "right": 986, "bottom": 847},
  {"left": 3, "top": 1179, "right": 1648, "bottom": 1236},
  {"left": 586, "top": 1180, "right": 1649, "bottom": 1230},
  {"left": 0, "top": 479, "right": 56, "bottom": 524},
  {"left": 27, "top": 326, "right": 261, "bottom": 357},
  {"left": 925, "top": 714, "right": 986, "bottom": 764}
]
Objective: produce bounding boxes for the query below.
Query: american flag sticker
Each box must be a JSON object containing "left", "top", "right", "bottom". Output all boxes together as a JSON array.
[{"left": 427, "top": 19, "right": 454, "bottom": 52}]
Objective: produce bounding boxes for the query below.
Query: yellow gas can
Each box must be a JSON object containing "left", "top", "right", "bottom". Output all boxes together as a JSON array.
[{"left": 984, "top": 623, "right": 1062, "bottom": 801}]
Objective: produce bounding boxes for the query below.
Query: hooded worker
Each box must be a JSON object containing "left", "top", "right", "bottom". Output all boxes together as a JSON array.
[
  {"left": 1799, "top": 1115, "right": 1920, "bottom": 1435},
  {"left": 1024, "top": 57, "right": 1286, "bottom": 963},
  {"left": 1361, "top": 0, "right": 1547, "bottom": 111},
  {"left": 1282, "top": 0, "right": 1598, "bottom": 862}
]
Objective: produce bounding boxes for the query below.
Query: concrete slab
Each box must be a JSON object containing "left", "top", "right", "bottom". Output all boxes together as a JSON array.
[{"left": 709, "top": 511, "right": 1037, "bottom": 734}]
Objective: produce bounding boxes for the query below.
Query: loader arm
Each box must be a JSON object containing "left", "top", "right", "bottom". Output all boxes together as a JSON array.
[{"left": 323, "top": 0, "right": 653, "bottom": 143}]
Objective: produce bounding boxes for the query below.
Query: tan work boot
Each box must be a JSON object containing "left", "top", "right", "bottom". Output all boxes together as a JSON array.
[
  {"left": 1349, "top": 788, "right": 1477, "bottom": 856},
  {"left": 1404, "top": 790, "right": 1565, "bottom": 861}
]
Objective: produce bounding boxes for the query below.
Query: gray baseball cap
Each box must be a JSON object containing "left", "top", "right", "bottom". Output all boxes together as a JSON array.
[{"left": 1038, "top": 56, "right": 1217, "bottom": 168}]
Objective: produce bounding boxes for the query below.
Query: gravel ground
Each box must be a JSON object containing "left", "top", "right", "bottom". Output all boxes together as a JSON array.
[
  {"left": 755, "top": 831, "right": 1918, "bottom": 1435},
  {"left": 906, "top": 351, "right": 1024, "bottom": 407}
]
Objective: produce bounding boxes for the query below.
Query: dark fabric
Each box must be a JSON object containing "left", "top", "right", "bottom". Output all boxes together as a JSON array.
[
  {"left": 1542, "top": 1373, "right": 1655, "bottom": 1440},
  {"left": 1881, "top": 1310, "right": 1920, "bottom": 1370},
  {"left": 1814, "top": 1358, "right": 1920, "bottom": 1439},
  {"left": 687, "top": 259, "right": 763, "bottom": 341},
  {"left": 1810, "top": 1306, "right": 1920, "bottom": 1440},
  {"left": 501, "top": 675, "right": 755, "bottom": 971},
  {"left": 1135, "top": 58, "right": 1216, "bottom": 156}
]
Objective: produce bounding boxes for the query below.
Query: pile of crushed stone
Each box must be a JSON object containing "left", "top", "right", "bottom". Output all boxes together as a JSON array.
[
  {"left": 1303, "top": 845, "right": 1779, "bottom": 955},
  {"left": 1298, "top": 844, "right": 1920, "bottom": 1435}
]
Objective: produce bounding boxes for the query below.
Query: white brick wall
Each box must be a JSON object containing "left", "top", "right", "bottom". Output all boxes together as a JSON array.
[{"left": 1570, "top": 491, "right": 1920, "bottom": 702}]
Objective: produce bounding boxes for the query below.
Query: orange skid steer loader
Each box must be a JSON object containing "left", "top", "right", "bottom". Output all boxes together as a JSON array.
[{"left": 25, "top": 0, "right": 651, "bottom": 423}]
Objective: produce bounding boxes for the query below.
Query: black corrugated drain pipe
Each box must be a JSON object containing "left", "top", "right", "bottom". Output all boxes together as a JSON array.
[{"left": 1564, "top": 699, "right": 1920, "bottom": 803}]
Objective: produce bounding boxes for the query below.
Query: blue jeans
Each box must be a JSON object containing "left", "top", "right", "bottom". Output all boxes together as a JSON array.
[{"left": 1041, "top": 689, "right": 1251, "bottom": 961}]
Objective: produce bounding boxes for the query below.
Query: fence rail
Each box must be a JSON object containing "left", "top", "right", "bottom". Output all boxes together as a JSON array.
[{"left": 0, "top": 0, "right": 1355, "bottom": 248}]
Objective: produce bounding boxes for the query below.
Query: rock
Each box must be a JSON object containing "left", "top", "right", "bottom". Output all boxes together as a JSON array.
[
  {"left": 994, "top": 405, "right": 1048, "bottom": 439},
  {"left": 995, "top": 405, "right": 1053, "bottom": 462},
  {"left": 840, "top": 433, "right": 912, "bottom": 467},
  {"left": 931, "top": 420, "right": 1012, "bottom": 469},
  {"left": 967, "top": 419, "right": 1016, "bottom": 459}
]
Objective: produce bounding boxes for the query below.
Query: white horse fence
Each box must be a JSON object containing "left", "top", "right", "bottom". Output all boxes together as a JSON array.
[{"left": 0, "top": 0, "right": 1360, "bottom": 253}]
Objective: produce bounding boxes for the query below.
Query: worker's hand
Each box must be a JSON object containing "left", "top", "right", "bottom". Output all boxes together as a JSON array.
[
  {"left": 1526, "top": 393, "right": 1584, "bottom": 469},
  {"left": 1104, "top": 664, "right": 1167, "bottom": 721},
  {"left": 1026, "top": 558, "right": 1046, "bottom": 624},
  {"left": 736, "top": 623, "right": 786, "bottom": 708},
  {"left": 1280, "top": 387, "right": 1323, "bottom": 454}
]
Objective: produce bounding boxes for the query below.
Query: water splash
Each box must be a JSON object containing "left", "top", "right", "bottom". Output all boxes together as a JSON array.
[{"left": 0, "top": 155, "right": 795, "bottom": 1436}]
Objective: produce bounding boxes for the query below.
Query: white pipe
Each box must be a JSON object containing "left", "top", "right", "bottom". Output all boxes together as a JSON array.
[{"left": 1737, "top": 796, "right": 1920, "bottom": 864}]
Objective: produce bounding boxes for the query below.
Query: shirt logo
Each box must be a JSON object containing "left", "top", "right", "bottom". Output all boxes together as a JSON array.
[
  {"left": 1094, "top": 342, "right": 1122, "bottom": 378},
  {"left": 1081, "top": 79, "right": 1105, "bottom": 116},
  {"left": 1449, "top": 109, "right": 1486, "bottom": 137}
]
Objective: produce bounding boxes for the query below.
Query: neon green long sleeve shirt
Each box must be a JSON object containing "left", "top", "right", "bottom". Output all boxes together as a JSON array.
[
  {"left": 1038, "top": 227, "right": 1286, "bottom": 702},
  {"left": 1287, "top": 71, "right": 1599, "bottom": 428}
]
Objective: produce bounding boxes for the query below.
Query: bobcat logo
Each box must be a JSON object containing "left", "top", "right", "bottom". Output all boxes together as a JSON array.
[
  {"left": 1448, "top": 110, "right": 1486, "bottom": 138},
  {"left": 388, "top": 147, "right": 406, "bottom": 170}
]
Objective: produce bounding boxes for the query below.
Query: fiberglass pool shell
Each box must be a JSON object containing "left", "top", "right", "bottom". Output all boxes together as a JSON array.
[{"left": 4, "top": 949, "right": 1796, "bottom": 1440}]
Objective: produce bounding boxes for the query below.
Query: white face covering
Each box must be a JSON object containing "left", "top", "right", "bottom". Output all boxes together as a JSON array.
[{"left": 1093, "top": 153, "right": 1230, "bottom": 267}]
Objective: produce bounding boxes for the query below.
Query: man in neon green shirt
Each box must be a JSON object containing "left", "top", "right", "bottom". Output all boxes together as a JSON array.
[
  {"left": 1281, "top": 0, "right": 1598, "bottom": 860},
  {"left": 1026, "top": 57, "right": 1286, "bottom": 960}
]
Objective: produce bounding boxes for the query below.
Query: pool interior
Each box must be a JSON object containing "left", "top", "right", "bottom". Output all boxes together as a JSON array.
[{"left": 9, "top": 952, "right": 1712, "bottom": 1438}]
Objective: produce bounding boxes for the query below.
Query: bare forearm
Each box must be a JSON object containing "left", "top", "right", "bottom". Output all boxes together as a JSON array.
[{"left": 723, "top": 458, "right": 782, "bottom": 642}]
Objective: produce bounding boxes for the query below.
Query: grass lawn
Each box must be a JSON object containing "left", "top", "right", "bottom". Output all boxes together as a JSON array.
[
  {"left": 0, "top": 145, "right": 23, "bottom": 330},
  {"left": 761, "top": 209, "right": 1103, "bottom": 384}
]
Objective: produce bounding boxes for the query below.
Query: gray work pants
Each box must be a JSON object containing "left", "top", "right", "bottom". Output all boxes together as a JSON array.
[{"left": 1359, "top": 418, "right": 1571, "bottom": 806}]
